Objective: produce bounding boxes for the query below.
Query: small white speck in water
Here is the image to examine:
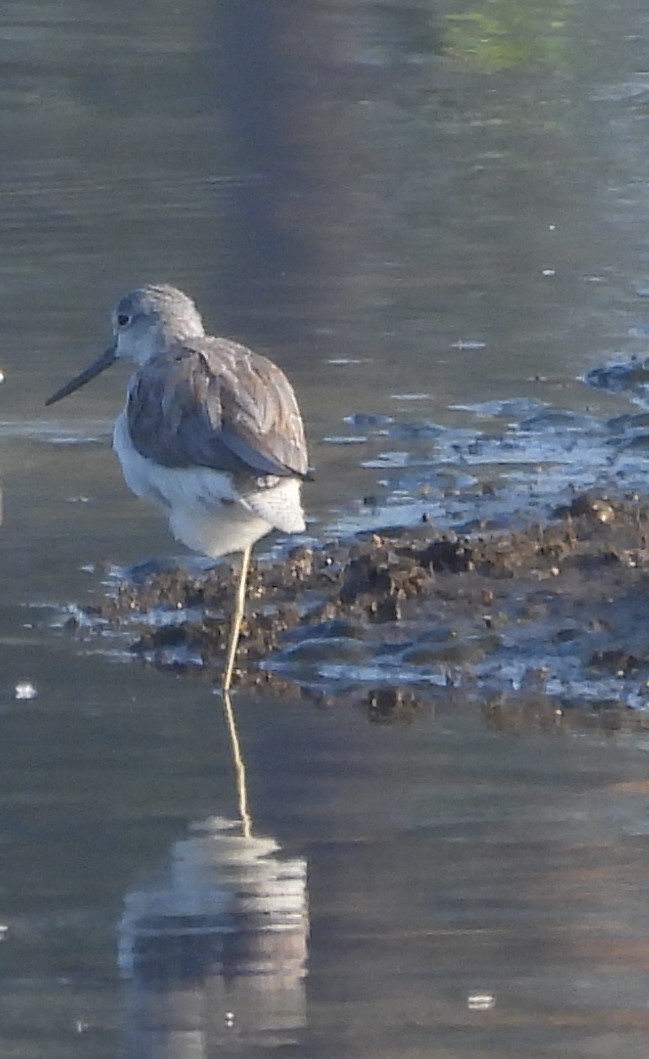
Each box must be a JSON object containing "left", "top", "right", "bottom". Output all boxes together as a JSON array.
[
  {"left": 225, "top": 1011, "right": 235, "bottom": 1028},
  {"left": 326, "top": 357, "right": 371, "bottom": 365},
  {"left": 451, "top": 339, "right": 486, "bottom": 351},
  {"left": 14, "top": 682, "right": 37, "bottom": 701},
  {"left": 467, "top": 993, "right": 495, "bottom": 1011}
]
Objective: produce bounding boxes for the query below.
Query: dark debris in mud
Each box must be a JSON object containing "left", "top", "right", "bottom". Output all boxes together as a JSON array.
[{"left": 65, "top": 490, "right": 649, "bottom": 727}]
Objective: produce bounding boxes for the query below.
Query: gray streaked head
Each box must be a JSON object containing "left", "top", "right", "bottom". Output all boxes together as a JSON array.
[
  {"left": 46, "top": 284, "right": 206, "bottom": 407},
  {"left": 112, "top": 285, "right": 205, "bottom": 365}
]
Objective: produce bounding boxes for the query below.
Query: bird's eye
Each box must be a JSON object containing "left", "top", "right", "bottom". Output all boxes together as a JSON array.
[{"left": 117, "top": 312, "right": 131, "bottom": 327}]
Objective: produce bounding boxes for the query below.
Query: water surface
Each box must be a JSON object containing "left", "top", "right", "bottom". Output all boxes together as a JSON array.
[{"left": 3, "top": 1, "right": 649, "bottom": 1056}]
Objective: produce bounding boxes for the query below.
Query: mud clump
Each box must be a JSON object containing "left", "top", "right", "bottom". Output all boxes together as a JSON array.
[{"left": 68, "top": 491, "right": 649, "bottom": 724}]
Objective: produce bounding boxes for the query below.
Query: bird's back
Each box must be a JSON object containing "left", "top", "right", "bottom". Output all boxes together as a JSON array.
[{"left": 126, "top": 336, "right": 308, "bottom": 486}]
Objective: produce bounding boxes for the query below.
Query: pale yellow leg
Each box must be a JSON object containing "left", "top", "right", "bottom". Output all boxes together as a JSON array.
[
  {"left": 221, "top": 690, "right": 252, "bottom": 838},
  {"left": 222, "top": 545, "right": 252, "bottom": 693}
]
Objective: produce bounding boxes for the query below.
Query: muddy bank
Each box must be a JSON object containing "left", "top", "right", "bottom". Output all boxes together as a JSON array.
[{"left": 64, "top": 490, "right": 649, "bottom": 727}]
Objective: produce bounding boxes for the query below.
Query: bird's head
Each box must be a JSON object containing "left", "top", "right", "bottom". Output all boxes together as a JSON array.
[{"left": 45, "top": 284, "right": 205, "bottom": 407}]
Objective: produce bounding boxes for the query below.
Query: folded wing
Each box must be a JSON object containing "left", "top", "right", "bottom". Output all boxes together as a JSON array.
[{"left": 127, "top": 337, "right": 309, "bottom": 481}]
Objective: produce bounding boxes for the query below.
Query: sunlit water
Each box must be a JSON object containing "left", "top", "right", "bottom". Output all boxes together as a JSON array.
[{"left": 4, "top": 1, "right": 649, "bottom": 1056}]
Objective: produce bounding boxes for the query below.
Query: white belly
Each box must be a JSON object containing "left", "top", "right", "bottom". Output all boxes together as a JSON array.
[{"left": 113, "top": 412, "right": 305, "bottom": 559}]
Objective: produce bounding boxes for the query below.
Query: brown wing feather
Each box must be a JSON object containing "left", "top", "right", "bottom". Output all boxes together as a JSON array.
[{"left": 127, "top": 337, "right": 308, "bottom": 479}]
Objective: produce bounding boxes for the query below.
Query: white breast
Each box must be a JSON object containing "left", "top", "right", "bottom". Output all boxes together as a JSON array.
[{"left": 112, "top": 412, "right": 305, "bottom": 559}]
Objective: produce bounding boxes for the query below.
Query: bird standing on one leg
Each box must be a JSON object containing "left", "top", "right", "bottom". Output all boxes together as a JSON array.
[{"left": 46, "top": 284, "right": 309, "bottom": 691}]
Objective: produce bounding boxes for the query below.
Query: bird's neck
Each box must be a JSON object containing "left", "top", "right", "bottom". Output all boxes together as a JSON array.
[{"left": 133, "top": 328, "right": 204, "bottom": 366}]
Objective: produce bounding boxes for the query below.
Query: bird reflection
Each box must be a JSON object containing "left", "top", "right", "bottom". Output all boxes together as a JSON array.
[
  {"left": 221, "top": 689, "right": 252, "bottom": 840},
  {"left": 119, "top": 693, "right": 309, "bottom": 1056}
]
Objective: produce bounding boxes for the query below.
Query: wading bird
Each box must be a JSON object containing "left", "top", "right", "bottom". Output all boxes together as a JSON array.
[{"left": 46, "top": 285, "right": 309, "bottom": 691}]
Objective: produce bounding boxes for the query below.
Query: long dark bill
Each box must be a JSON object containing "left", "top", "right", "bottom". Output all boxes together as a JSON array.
[{"left": 45, "top": 345, "right": 117, "bottom": 407}]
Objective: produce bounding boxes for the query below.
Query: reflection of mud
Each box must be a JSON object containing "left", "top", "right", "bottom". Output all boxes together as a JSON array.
[
  {"left": 120, "top": 817, "right": 308, "bottom": 1055},
  {"left": 70, "top": 491, "right": 649, "bottom": 723}
]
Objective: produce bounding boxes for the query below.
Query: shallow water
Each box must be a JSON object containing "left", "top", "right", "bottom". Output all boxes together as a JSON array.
[{"left": 5, "top": 0, "right": 649, "bottom": 1056}]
